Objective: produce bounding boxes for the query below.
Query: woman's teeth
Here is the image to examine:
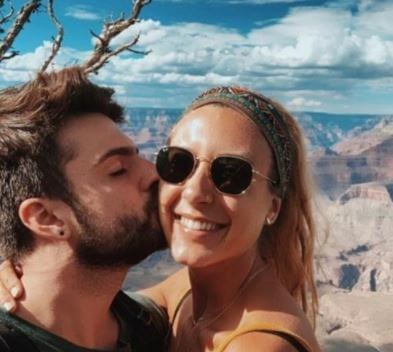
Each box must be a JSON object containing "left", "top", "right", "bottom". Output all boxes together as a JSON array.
[{"left": 179, "top": 217, "right": 220, "bottom": 231}]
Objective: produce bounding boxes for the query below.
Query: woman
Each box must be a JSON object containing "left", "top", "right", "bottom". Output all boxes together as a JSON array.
[
  {"left": 143, "top": 86, "right": 320, "bottom": 351},
  {"left": 0, "top": 86, "right": 321, "bottom": 351}
]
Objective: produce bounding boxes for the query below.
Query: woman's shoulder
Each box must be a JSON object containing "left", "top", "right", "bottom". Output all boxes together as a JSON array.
[
  {"left": 215, "top": 308, "right": 320, "bottom": 352},
  {"left": 219, "top": 331, "right": 313, "bottom": 352},
  {"left": 244, "top": 266, "right": 309, "bottom": 320},
  {"left": 235, "top": 312, "right": 319, "bottom": 350},
  {"left": 138, "top": 267, "right": 191, "bottom": 320},
  {"left": 225, "top": 274, "right": 320, "bottom": 351}
]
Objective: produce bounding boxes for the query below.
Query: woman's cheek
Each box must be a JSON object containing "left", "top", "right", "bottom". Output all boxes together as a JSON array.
[{"left": 158, "top": 184, "right": 175, "bottom": 242}]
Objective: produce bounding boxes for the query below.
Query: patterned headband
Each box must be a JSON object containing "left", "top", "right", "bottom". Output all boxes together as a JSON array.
[{"left": 185, "top": 86, "right": 294, "bottom": 197}]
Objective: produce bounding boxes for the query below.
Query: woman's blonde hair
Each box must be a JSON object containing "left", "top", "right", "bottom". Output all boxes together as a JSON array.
[
  {"left": 185, "top": 86, "right": 318, "bottom": 325},
  {"left": 261, "top": 99, "right": 318, "bottom": 326}
]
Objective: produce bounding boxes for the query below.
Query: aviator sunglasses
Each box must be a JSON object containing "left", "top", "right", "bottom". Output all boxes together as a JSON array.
[{"left": 155, "top": 146, "right": 276, "bottom": 195}]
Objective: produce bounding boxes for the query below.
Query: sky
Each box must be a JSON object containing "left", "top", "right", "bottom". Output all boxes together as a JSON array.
[{"left": 0, "top": 0, "right": 392, "bottom": 114}]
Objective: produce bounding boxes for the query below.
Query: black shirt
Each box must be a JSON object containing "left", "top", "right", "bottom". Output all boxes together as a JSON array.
[{"left": 0, "top": 291, "right": 168, "bottom": 352}]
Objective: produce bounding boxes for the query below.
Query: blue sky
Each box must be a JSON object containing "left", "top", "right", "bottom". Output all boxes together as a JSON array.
[{"left": 1, "top": 0, "right": 392, "bottom": 114}]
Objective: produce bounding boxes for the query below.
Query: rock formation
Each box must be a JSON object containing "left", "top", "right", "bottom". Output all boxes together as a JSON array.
[{"left": 122, "top": 108, "right": 393, "bottom": 351}]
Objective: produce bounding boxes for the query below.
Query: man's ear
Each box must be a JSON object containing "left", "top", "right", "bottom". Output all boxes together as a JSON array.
[{"left": 18, "top": 198, "right": 71, "bottom": 240}]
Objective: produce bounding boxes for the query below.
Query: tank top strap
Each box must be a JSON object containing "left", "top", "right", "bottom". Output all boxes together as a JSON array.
[
  {"left": 215, "top": 322, "right": 313, "bottom": 352},
  {"left": 171, "top": 288, "right": 192, "bottom": 324}
]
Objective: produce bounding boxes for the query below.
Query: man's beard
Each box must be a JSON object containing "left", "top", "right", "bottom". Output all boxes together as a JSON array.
[{"left": 72, "top": 183, "right": 167, "bottom": 269}]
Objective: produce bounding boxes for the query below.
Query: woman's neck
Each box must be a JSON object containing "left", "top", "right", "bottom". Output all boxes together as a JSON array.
[{"left": 188, "top": 247, "right": 267, "bottom": 324}]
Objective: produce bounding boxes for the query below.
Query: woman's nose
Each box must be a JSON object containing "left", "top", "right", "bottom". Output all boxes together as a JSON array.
[{"left": 182, "top": 161, "right": 214, "bottom": 205}]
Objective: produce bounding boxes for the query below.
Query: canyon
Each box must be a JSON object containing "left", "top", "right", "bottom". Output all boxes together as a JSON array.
[{"left": 123, "top": 109, "right": 393, "bottom": 351}]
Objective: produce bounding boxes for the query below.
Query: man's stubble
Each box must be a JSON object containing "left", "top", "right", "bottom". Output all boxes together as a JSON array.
[{"left": 72, "top": 182, "right": 167, "bottom": 269}]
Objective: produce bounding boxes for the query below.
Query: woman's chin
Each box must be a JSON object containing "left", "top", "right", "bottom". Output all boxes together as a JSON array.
[{"left": 170, "top": 244, "right": 216, "bottom": 268}]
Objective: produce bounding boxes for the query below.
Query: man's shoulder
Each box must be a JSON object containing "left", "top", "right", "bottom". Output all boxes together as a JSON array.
[
  {"left": 0, "top": 311, "right": 38, "bottom": 352},
  {"left": 113, "top": 290, "right": 168, "bottom": 324},
  {"left": 112, "top": 290, "right": 169, "bottom": 350}
]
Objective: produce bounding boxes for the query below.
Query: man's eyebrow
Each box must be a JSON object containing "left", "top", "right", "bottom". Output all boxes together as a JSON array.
[{"left": 95, "top": 146, "right": 137, "bottom": 165}]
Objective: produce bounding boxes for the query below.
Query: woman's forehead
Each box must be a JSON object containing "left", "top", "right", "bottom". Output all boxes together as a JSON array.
[
  {"left": 176, "top": 104, "right": 242, "bottom": 128},
  {"left": 170, "top": 105, "right": 273, "bottom": 161}
]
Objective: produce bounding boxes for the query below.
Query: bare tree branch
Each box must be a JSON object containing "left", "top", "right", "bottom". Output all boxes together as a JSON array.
[
  {"left": 1, "top": 49, "right": 17, "bottom": 60},
  {"left": 89, "top": 29, "right": 106, "bottom": 47},
  {"left": 126, "top": 47, "right": 151, "bottom": 55},
  {"left": 40, "top": 0, "right": 63, "bottom": 72},
  {"left": 0, "top": 4, "right": 14, "bottom": 26},
  {"left": 0, "top": 0, "right": 152, "bottom": 76},
  {"left": 83, "top": 0, "right": 152, "bottom": 75},
  {"left": 0, "top": 0, "right": 40, "bottom": 63}
]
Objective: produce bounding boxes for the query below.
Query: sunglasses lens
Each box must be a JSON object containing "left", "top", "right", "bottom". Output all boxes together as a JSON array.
[
  {"left": 156, "top": 147, "right": 195, "bottom": 184},
  {"left": 212, "top": 157, "right": 253, "bottom": 195}
]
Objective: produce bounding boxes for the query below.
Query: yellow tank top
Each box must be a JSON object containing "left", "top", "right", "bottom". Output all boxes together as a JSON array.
[
  {"left": 215, "top": 322, "right": 313, "bottom": 352},
  {"left": 171, "top": 290, "right": 313, "bottom": 352}
]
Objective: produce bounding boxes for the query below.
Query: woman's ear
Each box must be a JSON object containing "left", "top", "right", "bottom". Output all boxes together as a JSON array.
[
  {"left": 18, "top": 198, "right": 71, "bottom": 240},
  {"left": 265, "top": 195, "right": 282, "bottom": 225}
]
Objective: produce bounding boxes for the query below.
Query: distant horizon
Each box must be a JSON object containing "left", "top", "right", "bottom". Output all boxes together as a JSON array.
[{"left": 125, "top": 106, "right": 393, "bottom": 117}]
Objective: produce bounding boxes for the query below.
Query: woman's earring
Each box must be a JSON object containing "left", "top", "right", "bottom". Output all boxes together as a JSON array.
[{"left": 266, "top": 217, "right": 274, "bottom": 225}]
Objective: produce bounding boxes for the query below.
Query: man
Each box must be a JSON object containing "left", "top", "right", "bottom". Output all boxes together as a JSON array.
[{"left": 0, "top": 67, "right": 168, "bottom": 351}]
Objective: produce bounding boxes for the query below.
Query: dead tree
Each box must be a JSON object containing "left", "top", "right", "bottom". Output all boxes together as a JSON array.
[
  {"left": 82, "top": 0, "right": 152, "bottom": 74},
  {"left": 40, "top": 0, "right": 63, "bottom": 72},
  {"left": 0, "top": 0, "right": 152, "bottom": 74},
  {"left": 0, "top": 0, "right": 40, "bottom": 62}
]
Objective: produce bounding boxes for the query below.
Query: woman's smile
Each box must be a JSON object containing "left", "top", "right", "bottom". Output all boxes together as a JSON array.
[{"left": 174, "top": 213, "right": 228, "bottom": 239}]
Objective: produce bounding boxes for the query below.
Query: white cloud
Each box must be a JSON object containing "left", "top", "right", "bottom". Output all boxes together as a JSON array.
[
  {"left": 0, "top": 41, "right": 88, "bottom": 84},
  {"left": 97, "top": 7, "right": 393, "bottom": 86},
  {"left": 355, "top": 1, "right": 393, "bottom": 38},
  {"left": 0, "top": 42, "right": 60, "bottom": 83},
  {"left": 357, "top": 0, "right": 375, "bottom": 11},
  {"left": 1, "top": 1, "right": 392, "bottom": 113},
  {"left": 245, "top": 5, "right": 393, "bottom": 74},
  {"left": 109, "top": 20, "right": 167, "bottom": 48},
  {"left": 65, "top": 5, "right": 101, "bottom": 21},
  {"left": 287, "top": 97, "right": 322, "bottom": 110},
  {"left": 87, "top": 3, "right": 393, "bottom": 112}
]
